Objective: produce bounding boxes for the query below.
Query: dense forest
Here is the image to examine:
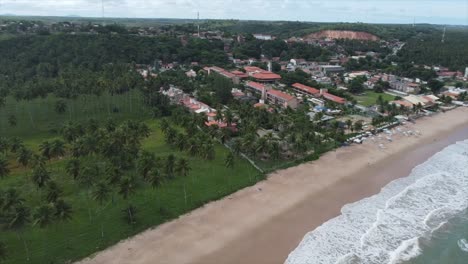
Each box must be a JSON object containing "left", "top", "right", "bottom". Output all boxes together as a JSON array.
[
  {"left": 0, "top": 34, "right": 227, "bottom": 100},
  {"left": 397, "top": 27, "right": 468, "bottom": 71}
]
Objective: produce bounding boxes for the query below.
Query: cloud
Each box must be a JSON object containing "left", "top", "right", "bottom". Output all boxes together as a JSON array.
[{"left": 0, "top": 0, "right": 466, "bottom": 25}]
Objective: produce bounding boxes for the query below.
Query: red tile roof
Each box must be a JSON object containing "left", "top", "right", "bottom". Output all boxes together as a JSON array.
[
  {"left": 393, "top": 100, "right": 413, "bottom": 108},
  {"left": 246, "top": 81, "right": 266, "bottom": 92},
  {"left": 252, "top": 72, "right": 282, "bottom": 81},
  {"left": 231, "top": 70, "right": 249, "bottom": 78},
  {"left": 292, "top": 83, "right": 320, "bottom": 95},
  {"left": 254, "top": 102, "right": 266, "bottom": 108},
  {"left": 267, "top": 89, "right": 295, "bottom": 101},
  {"left": 244, "top": 66, "right": 266, "bottom": 74},
  {"left": 322, "top": 92, "right": 346, "bottom": 104}
]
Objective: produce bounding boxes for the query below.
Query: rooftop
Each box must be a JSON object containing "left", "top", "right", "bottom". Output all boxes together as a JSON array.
[
  {"left": 292, "top": 83, "right": 320, "bottom": 95},
  {"left": 267, "top": 89, "right": 295, "bottom": 101}
]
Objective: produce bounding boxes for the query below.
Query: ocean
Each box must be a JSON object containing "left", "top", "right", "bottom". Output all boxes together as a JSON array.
[{"left": 285, "top": 140, "right": 468, "bottom": 264}]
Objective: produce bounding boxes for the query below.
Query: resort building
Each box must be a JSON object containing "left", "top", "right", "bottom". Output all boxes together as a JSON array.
[
  {"left": 292, "top": 83, "right": 320, "bottom": 97},
  {"left": 266, "top": 89, "right": 299, "bottom": 109},
  {"left": 245, "top": 81, "right": 267, "bottom": 98},
  {"left": 320, "top": 89, "right": 347, "bottom": 104},
  {"left": 244, "top": 66, "right": 281, "bottom": 83}
]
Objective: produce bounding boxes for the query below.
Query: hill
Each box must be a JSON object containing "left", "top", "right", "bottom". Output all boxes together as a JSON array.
[{"left": 305, "top": 30, "right": 380, "bottom": 41}]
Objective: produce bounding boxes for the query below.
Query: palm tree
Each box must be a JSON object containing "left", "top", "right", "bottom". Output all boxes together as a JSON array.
[
  {"left": 121, "top": 205, "right": 137, "bottom": 225},
  {"left": 54, "top": 99, "right": 67, "bottom": 114},
  {"left": 118, "top": 177, "right": 137, "bottom": 200},
  {"left": 225, "top": 109, "right": 234, "bottom": 126},
  {"left": 164, "top": 154, "right": 176, "bottom": 178},
  {"left": 200, "top": 142, "right": 215, "bottom": 160},
  {"left": 92, "top": 181, "right": 111, "bottom": 238},
  {"left": 148, "top": 169, "right": 163, "bottom": 189},
  {"left": 105, "top": 164, "right": 122, "bottom": 186},
  {"left": 0, "top": 156, "right": 9, "bottom": 179},
  {"left": 61, "top": 122, "right": 79, "bottom": 143},
  {"left": 39, "top": 141, "right": 52, "bottom": 161},
  {"left": 8, "top": 137, "right": 23, "bottom": 154},
  {"left": 31, "top": 165, "right": 50, "bottom": 189},
  {"left": 164, "top": 127, "right": 177, "bottom": 145},
  {"left": 1, "top": 188, "right": 24, "bottom": 212},
  {"left": 175, "top": 133, "right": 187, "bottom": 151},
  {"left": 231, "top": 139, "right": 241, "bottom": 156},
  {"left": 65, "top": 159, "right": 80, "bottom": 180},
  {"left": 137, "top": 151, "right": 156, "bottom": 181},
  {"left": 17, "top": 147, "right": 32, "bottom": 167},
  {"left": 53, "top": 199, "right": 72, "bottom": 221},
  {"left": 31, "top": 153, "right": 46, "bottom": 168},
  {"left": 176, "top": 158, "right": 191, "bottom": 206},
  {"left": 50, "top": 139, "right": 66, "bottom": 159},
  {"left": 119, "top": 177, "right": 137, "bottom": 224},
  {"left": 45, "top": 181, "right": 63, "bottom": 204},
  {"left": 33, "top": 204, "right": 54, "bottom": 228},
  {"left": 105, "top": 118, "right": 117, "bottom": 132},
  {"left": 92, "top": 182, "right": 111, "bottom": 205},
  {"left": 6, "top": 205, "right": 31, "bottom": 261},
  {"left": 8, "top": 114, "right": 17, "bottom": 127},
  {"left": 176, "top": 158, "right": 191, "bottom": 178},
  {"left": 0, "top": 241, "right": 6, "bottom": 261},
  {"left": 225, "top": 152, "right": 235, "bottom": 168},
  {"left": 160, "top": 119, "right": 170, "bottom": 134},
  {"left": 0, "top": 137, "right": 9, "bottom": 155}
]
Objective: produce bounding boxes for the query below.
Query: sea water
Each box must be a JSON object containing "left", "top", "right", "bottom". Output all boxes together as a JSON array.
[{"left": 285, "top": 140, "right": 468, "bottom": 264}]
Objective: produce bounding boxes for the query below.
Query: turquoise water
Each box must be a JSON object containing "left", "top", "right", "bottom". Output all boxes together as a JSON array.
[
  {"left": 286, "top": 140, "right": 468, "bottom": 264},
  {"left": 409, "top": 210, "right": 468, "bottom": 264}
]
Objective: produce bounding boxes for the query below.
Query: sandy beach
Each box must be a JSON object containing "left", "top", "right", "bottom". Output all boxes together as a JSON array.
[{"left": 78, "top": 107, "right": 468, "bottom": 264}]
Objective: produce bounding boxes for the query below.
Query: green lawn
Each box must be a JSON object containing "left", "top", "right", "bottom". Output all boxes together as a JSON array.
[
  {"left": 353, "top": 91, "right": 397, "bottom": 107},
  {"left": 0, "top": 93, "right": 260, "bottom": 264}
]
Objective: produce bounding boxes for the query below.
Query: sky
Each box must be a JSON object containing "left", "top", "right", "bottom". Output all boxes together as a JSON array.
[{"left": 0, "top": 0, "right": 467, "bottom": 25}]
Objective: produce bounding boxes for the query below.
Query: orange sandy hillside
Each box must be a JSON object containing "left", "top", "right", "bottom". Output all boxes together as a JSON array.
[{"left": 305, "top": 30, "right": 380, "bottom": 41}]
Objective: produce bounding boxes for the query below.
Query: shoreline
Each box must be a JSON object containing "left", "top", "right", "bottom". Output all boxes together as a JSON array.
[{"left": 78, "top": 107, "right": 468, "bottom": 264}]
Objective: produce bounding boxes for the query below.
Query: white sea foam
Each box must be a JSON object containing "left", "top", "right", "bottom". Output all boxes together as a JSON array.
[
  {"left": 285, "top": 140, "right": 468, "bottom": 264},
  {"left": 458, "top": 239, "right": 468, "bottom": 252}
]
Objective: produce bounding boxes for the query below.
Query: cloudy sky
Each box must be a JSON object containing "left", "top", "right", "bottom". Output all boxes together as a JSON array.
[{"left": 0, "top": 0, "right": 467, "bottom": 25}]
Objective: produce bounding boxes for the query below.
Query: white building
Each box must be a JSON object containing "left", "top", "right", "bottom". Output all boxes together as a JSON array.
[{"left": 253, "top": 34, "right": 273, "bottom": 41}]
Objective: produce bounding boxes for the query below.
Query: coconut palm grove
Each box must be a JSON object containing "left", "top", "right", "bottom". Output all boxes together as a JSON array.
[{"left": 0, "top": 16, "right": 468, "bottom": 264}]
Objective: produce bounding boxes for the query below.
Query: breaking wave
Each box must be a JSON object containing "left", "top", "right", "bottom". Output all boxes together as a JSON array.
[{"left": 285, "top": 140, "right": 468, "bottom": 264}]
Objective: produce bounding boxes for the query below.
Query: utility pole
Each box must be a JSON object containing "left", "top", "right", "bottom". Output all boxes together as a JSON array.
[
  {"left": 441, "top": 26, "right": 446, "bottom": 43},
  {"left": 197, "top": 11, "right": 200, "bottom": 38}
]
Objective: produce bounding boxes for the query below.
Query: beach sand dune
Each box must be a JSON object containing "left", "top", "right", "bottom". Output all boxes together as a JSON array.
[{"left": 77, "top": 107, "right": 468, "bottom": 264}]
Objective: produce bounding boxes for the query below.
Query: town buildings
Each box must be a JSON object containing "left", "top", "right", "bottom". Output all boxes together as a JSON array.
[{"left": 244, "top": 66, "right": 282, "bottom": 83}]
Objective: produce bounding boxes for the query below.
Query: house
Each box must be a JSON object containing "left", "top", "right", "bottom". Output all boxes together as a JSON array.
[
  {"left": 181, "top": 97, "right": 213, "bottom": 114},
  {"left": 437, "top": 71, "right": 463, "bottom": 80},
  {"left": 231, "top": 88, "right": 245, "bottom": 99},
  {"left": 186, "top": 69, "right": 197, "bottom": 78},
  {"left": 292, "top": 83, "right": 320, "bottom": 97},
  {"left": 244, "top": 66, "right": 281, "bottom": 83},
  {"left": 205, "top": 66, "right": 241, "bottom": 83},
  {"left": 403, "top": 95, "right": 431, "bottom": 107},
  {"left": 320, "top": 89, "right": 346, "bottom": 104},
  {"left": 392, "top": 100, "right": 414, "bottom": 108},
  {"left": 253, "top": 34, "right": 273, "bottom": 40},
  {"left": 245, "top": 81, "right": 267, "bottom": 98},
  {"left": 390, "top": 80, "right": 421, "bottom": 94},
  {"left": 320, "top": 65, "right": 345, "bottom": 75},
  {"left": 231, "top": 70, "right": 249, "bottom": 79},
  {"left": 266, "top": 89, "right": 298, "bottom": 109}
]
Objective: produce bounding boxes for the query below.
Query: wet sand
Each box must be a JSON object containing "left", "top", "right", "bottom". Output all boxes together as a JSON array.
[{"left": 78, "top": 107, "right": 468, "bottom": 264}]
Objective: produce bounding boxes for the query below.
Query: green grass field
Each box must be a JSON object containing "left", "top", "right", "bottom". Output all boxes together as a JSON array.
[
  {"left": 0, "top": 92, "right": 260, "bottom": 264},
  {"left": 353, "top": 91, "right": 397, "bottom": 107}
]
